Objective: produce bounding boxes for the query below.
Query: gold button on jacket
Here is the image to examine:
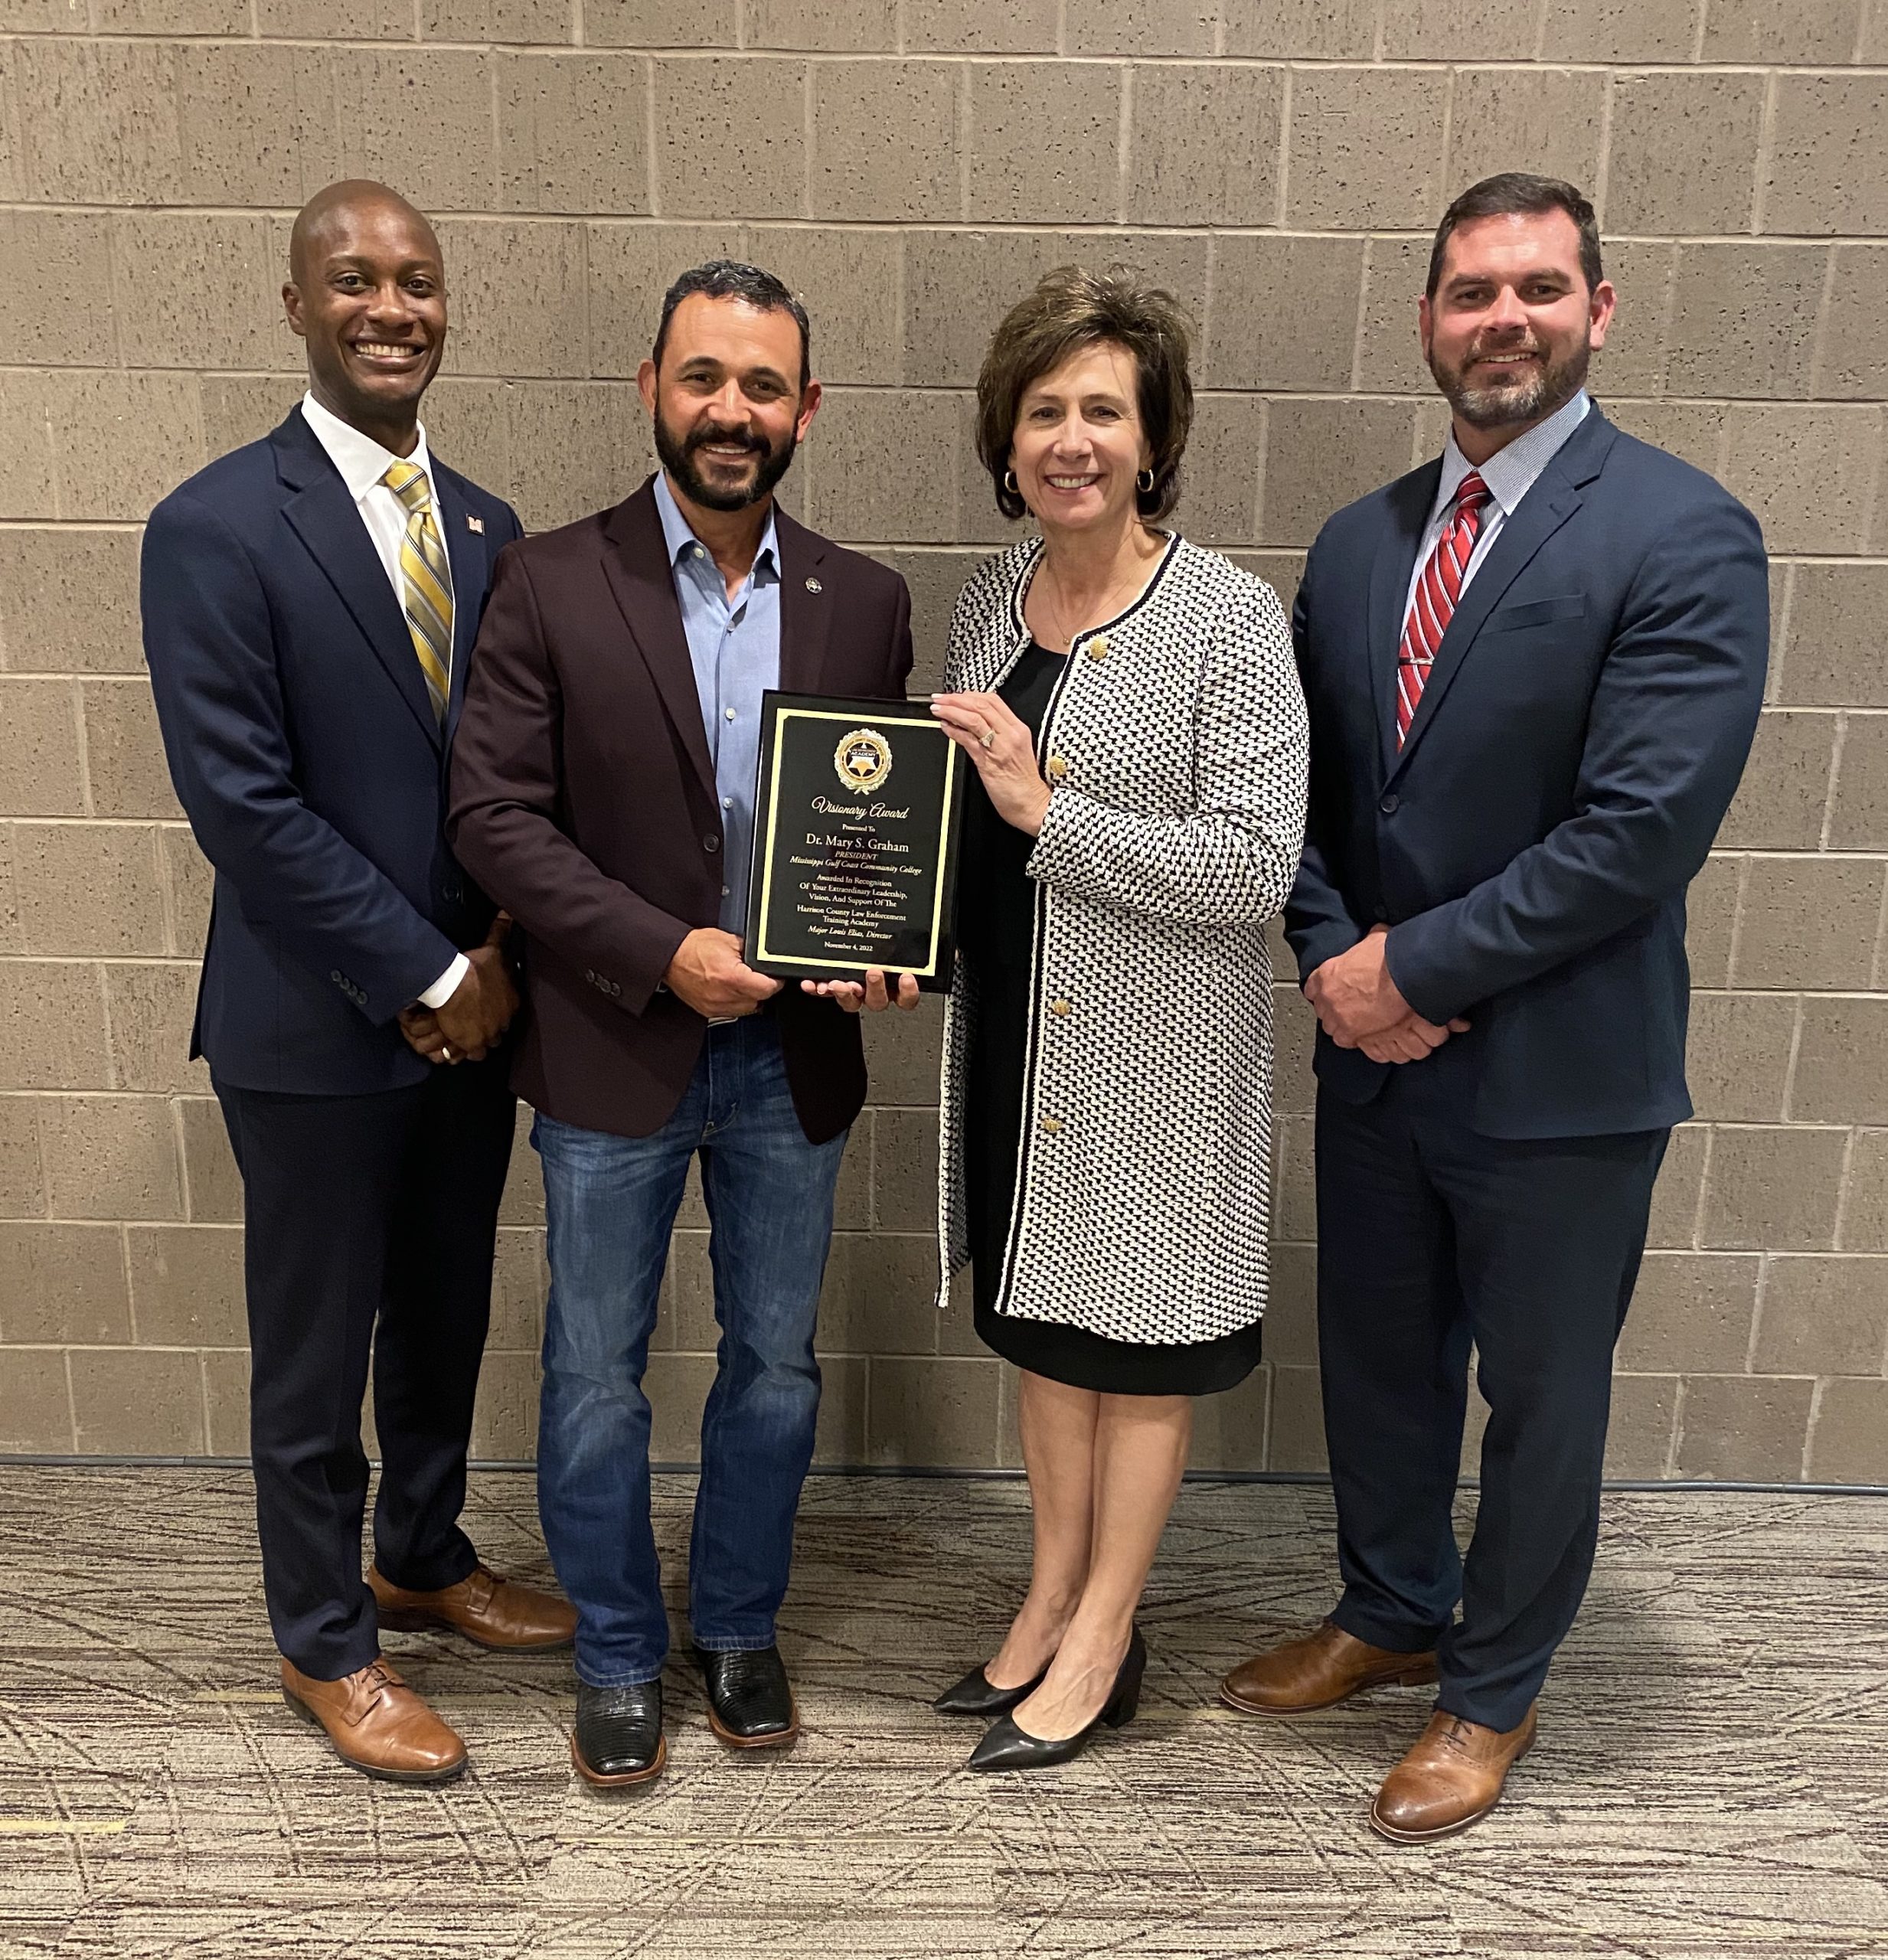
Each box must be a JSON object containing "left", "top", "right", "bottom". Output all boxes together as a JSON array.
[
  {"left": 1047, "top": 755, "right": 1069, "bottom": 780},
  {"left": 1040, "top": 1116, "right": 1064, "bottom": 1135}
]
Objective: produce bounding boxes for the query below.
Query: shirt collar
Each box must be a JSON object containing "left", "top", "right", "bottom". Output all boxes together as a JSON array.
[
  {"left": 653, "top": 470, "right": 779, "bottom": 586},
  {"left": 300, "top": 391, "right": 437, "bottom": 505},
  {"left": 1435, "top": 387, "right": 1591, "bottom": 519}
]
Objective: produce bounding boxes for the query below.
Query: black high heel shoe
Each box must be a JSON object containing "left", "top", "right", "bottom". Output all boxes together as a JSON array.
[
  {"left": 966, "top": 1626, "right": 1146, "bottom": 1772},
  {"left": 932, "top": 1661, "right": 1050, "bottom": 1718}
]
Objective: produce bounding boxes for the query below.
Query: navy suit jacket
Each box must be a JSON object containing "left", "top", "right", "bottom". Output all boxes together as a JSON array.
[
  {"left": 142, "top": 410, "right": 524, "bottom": 1095},
  {"left": 1285, "top": 406, "right": 1768, "bottom": 1138}
]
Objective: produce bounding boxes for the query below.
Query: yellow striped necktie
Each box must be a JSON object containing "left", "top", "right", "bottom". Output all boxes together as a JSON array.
[{"left": 383, "top": 459, "right": 452, "bottom": 724}]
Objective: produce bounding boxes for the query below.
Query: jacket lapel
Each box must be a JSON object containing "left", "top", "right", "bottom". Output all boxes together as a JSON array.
[
  {"left": 599, "top": 481, "right": 717, "bottom": 800},
  {"left": 774, "top": 507, "right": 831, "bottom": 695},
  {"left": 433, "top": 467, "right": 489, "bottom": 741},
  {"left": 1369, "top": 463, "right": 1438, "bottom": 782},
  {"left": 272, "top": 414, "right": 443, "bottom": 751}
]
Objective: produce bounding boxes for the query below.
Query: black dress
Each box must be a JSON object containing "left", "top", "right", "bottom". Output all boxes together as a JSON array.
[{"left": 959, "top": 642, "right": 1264, "bottom": 1397}]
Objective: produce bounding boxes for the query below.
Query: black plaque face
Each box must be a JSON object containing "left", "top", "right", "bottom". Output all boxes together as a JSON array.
[{"left": 746, "top": 691, "right": 963, "bottom": 991}]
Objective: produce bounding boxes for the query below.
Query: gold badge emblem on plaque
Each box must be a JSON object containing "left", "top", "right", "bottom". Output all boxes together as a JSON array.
[{"left": 834, "top": 728, "right": 893, "bottom": 793}]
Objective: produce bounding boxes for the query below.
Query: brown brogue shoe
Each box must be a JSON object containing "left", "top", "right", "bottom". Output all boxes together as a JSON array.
[
  {"left": 1370, "top": 1704, "right": 1538, "bottom": 1844},
  {"left": 1220, "top": 1619, "right": 1439, "bottom": 1717},
  {"left": 280, "top": 1656, "right": 468, "bottom": 1784},
  {"left": 370, "top": 1563, "right": 577, "bottom": 1651}
]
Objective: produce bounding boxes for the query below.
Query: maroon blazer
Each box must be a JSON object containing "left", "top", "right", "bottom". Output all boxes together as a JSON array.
[{"left": 446, "top": 478, "right": 913, "bottom": 1142}]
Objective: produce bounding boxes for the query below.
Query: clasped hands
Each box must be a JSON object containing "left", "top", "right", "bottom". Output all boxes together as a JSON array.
[
  {"left": 1303, "top": 925, "right": 1470, "bottom": 1065},
  {"left": 399, "top": 910, "right": 521, "bottom": 1065}
]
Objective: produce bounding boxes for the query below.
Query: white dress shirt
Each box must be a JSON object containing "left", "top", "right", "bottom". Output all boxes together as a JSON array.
[
  {"left": 299, "top": 393, "right": 465, "bottom": 1011},
  {"left": 1404, "top": 388, "right": 1592, "bottom": 623}
]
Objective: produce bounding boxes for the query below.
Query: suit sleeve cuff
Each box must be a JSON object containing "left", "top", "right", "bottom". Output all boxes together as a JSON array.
[{"left": 416, "top": 952, "right": 469, "bottom": 1010}]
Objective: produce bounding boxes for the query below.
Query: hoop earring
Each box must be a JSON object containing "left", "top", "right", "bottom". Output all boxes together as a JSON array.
[
  {"left": 1135, "top": 468, "right": 1155, "bottom": 494},
  {"left": 1004, "top": 470, "right": 1018, "bottom": 495}
]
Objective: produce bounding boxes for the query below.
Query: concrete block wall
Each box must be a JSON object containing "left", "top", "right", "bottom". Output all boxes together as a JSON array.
[{"left": 1, "top": 0, "right": 1884, "bottom": 1481}]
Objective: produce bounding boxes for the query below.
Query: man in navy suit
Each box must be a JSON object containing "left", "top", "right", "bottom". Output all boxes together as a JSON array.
[
  {"left": 1220, "top": 175, "right": 1767, "bottom": 1840},
  {"left": 143, "top": 181, "right": 573, "bottom": 1785}
]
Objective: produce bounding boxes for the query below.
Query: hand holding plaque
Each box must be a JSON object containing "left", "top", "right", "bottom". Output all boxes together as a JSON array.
[{"left": 745, "top": 692, "right": 964, "bottom": 993}]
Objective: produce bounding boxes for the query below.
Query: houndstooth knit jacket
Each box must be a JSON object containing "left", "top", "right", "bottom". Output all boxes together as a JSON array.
[{"left": 935, "top": 533, "right": 1310, "bottom": 1347}]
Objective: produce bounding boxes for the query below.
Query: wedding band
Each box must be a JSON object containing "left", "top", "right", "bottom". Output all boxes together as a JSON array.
[{"left": 978, "top": 727, "right": 995, "bottom": 750}]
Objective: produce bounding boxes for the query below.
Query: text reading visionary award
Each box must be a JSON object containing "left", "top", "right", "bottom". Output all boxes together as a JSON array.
[{"left": 746, "top": 691, "right": 964, "bottom": 991}]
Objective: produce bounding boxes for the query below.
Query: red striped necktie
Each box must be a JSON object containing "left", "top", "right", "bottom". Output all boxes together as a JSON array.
[{"left": 1396, "top": 469, "right": 1491, "bottom": 747}]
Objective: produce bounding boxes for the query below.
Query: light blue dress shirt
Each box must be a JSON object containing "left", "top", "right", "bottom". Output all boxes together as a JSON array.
[{"left": 653, "top": 472, "right": 782, "bottom": 936}]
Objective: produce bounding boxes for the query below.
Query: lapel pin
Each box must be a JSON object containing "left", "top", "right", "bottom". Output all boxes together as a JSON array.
[
  {"left": 467, "top": 514, "right": 485, "bottom": 534},
  {"left": 805, "top": 577, "right": 822, "bottom": 593}
]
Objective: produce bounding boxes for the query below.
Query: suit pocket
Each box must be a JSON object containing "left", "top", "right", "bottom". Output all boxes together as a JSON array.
[{"left": 1481, "top": 593, "right": 1587, "bottom": 634}]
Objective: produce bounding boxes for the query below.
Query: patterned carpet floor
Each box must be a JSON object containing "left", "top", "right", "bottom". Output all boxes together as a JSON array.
[{"left": 1, "top": 1466, "right": 1883, "bottom": 1958}]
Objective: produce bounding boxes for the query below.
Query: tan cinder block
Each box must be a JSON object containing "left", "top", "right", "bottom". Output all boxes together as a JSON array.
[
  {"left": 1703, "top": 0, "right": 1867, "bottom": 63},
  {"left": 203, "top": 1346, "right": 250, "bottom": 1457},
  {"left": 809, "top": 60, "right": 960, "bottom": 223},
  {"left": 1286, "top": 69, "right": 1449, "bottom": 230},
  {"left": 0, "top": 1348, "right": 73, "bottom": 1452},
  {"left": 1807, "top": 1377, "right": 1888, "bottom": 1484},
  {"left": 867, "top": 1355, "right": 999, "bottom": 1468},
  {"left": 1266, "top": 1364, "right": 1327, "bottom": 1472},
  {"left": 586, "top": 220, "right": 745, "bottom": 377},
  {"left": 179, "top": 1095, "right": 242, "bottom": 1224},
  {"left": 1381, "top": 0, "right": 1540, "bottom": 57},
  {"left": 1831, "top": 718, "right": 1888, "bottom": 850},
  {"left": 1731, "top": 856, "right": 1883, "bottom": 991},
  {"left": 0, "top": 1222, "right": 130, "bottom": 1344},
  {"left": 1270, "top": 982, "right": 1315, "bottom": 1119},
  {"left": 862, "top": 548, "right": 979, "bottom": 689},
  {"left": 1841, "top": 1129, "right": 1888, "bottom": 1250},
  {"left": 906, "top": 0, "right": 1056, "bottom": 50},
  {"left": 12, "top": 823, "right": 165, "bottom": 957},
  {"left": 159, "top": 827, "right": 213, "bottom": 959},
  {"left": 833, "top": 1114, "right": 870, "bottom": 1230},
  {"left": 1266, "top": 1240, "right": 1317, "bottom": 1367},
  {"left": 1602, "top": 400, "right": 1725, "bottom": 479},
  {"left": 872, "top": 1106, "right": 936, "bottom": 1235},
  {"left": 1228, "top": 550, "right": 1307, "bottom": 614},
  {"left": 1754, "top": 1254, "right": 1888, "bottom": 1377},
  {"left": 1591, "top": 241, "right": 1676, "bottom": 399},
  {"left": 260, "top": 0, "right": 407, "bottom": 32},
  {"left": 332, "top": 51, "right": 498, "bottom": 214},
  {"left": 80, "top": 679, "right": 181, "bottom": 822},
  {"left": 0, "top": 1096, "right": 44, "bottom": 1217},
  {"left": 1603, "top": 1374, "right": 1679, "bottom": 1479},
  {"left": 0, "top": 213, "right": 114, "bottom": 369},
  {"left": 1715, "top": 710, "right": 1836, "bottom": 851},
  {"left": 587, "top": 0, "right": 737, "bottom": 44},
  {"left": 44, "top": 372, "right": 204, "bottom": 524},
  {"left": 1723, "top": 405, "right": 1883, "bottom": 557},
  {"left": 503, "top": 380, "right": 647, "bottom": 531},
  {"left": 1615, "top": 1252, "right": 1759, "bottom": 1374},
  {"left": 423, "top": 379, "right": 513, "bottom": 499},
  {"left": 743, "top": 228, "right": 898, "bottom": 386},
  {"left": 112, "top": 215, "right": 291, "bottom": 376},
  {"left": 966, "top": 62, "right": 1124, "bottom": 227},
  {"left": 1065, "top": 0, "right": 1214, "bottom": 52},
  {"left": 810, "top": 1354, "right": 869, "bottom": 1463},
  {"left": 0, "top": 678, "right": 84, "bottom": 817},
  {"left": 809, "top": 387, "right": 962, "bottom": 545},
  {"left": 1543, "top": 0, "right": 1700, "bottom": 57},
  {"left": 1443, "top": 70, "right": 1605, "bottom": 204},
  {"left": 1645, "top": 1122, "right": 1709, "bottom": 1249},
  {"left": 6, "top": 38, "right": 181, "bottom": 204},
  {"left": 38, "top": 1095, "right": 185, "bottom": 1223},
  {"left": 819, "top": 1232, "right": 938, "bottom": 1356},
  {"left": 638, "top": 1351, "right": 708, "bottom": 1460},
  {"left": 903, "top": 229, "right": 1208, "bottom": 390},
  {"left": 1174, "top": 394, "right": 1265, "bottom": 548},
  {"left": 497, "top": 1099, "right": 543, "bottom": 1225},
  {"left": 0, "top": 529, "right": 141, "bottom": 679},
  {"left": 469, "top": 1348, "right": 539, "bottom": 1459},
  {"left": 0, "top": 374, "right": 60, "bottom": 521},
  {"left": 1779, "top": 564, "right": 1888, "bottom": 707},
  {"left": 1189, "top": 1365, "right": 1270, "bottom": 1473},
  {"left": 1261, "top": 399, "right": 1418, "bottom": 548},
  {"left": 1673, "top": 1374, "right": 1812, "bottom": 1481},
  {"left": 652, "top": 57, "right": 808, "bottom": 220},
  {"left": 1792, "top": 998, "right": 1888, "bottom": 1125},
  {"left": 125, "top": 1223, "right": 244, "bottom": 1346},
  {"left": 1351, "top": 237, "right": 1432, "bottom": 398},
  {"left": 199, "top": 377, "right": 304, "bottom": 462},
  {"left": 1604, "top": 74, "right": 1766, "bottom": 238},
  {"left": 1684, "top": 855, "right": 1741, "bottom": 991},
  {"left": 1272, "top": 1112, "right": 1315, "bottom": 1243},
  {"left": 70, "top": 1346, "right": 207, "bottom": 1455},
  {"left": 0, "top": 0, "right": 69, "bottom": 27},
  {"left": 0, "top": 959, "right": 110, "bottom": 1092},
  {"left": 748, "top": 0, "right": 897, "bottom": 48},
  {"left": 423, "top": 0, "right": 572, "bottom": 38},
  {"left": 864, "top": 973, "right": 940, "bottom": 1106},
  {"left": 1206, "top": 237, "right": 1364, "bottom": 394},
  {"left": 1700, "top": 1124, "right": 1847, "bottom": 1253},
  {"left": 488, "top": 1223, "right": 547, "bottom": 1351},
  {"left": 433, "top": 221, "right": 587, "bottom": 377},
  {"left": 176, "top": 44, "right": 338, "bottom": 207},
  {"left": 1665, "top": 246, "right": 1828, "bottom": 403},
  {"left": 661, "top": 1227, "right": 714, "bottom": 1351},
  {"left": 1762, "top": 77, "right": 1888, "bottom": 237},
  {"left": 1125, "top": 63, "right": 1281, "bottom": 228},
  {"left": 496, "top": 53, "right": 650, "bottom": 217},
  {"left": 1817, "top": 247, "right": 1888, "bottom": 401},
  {"left": 104, "top": 964, "right": 205, "bottom": 1095}
]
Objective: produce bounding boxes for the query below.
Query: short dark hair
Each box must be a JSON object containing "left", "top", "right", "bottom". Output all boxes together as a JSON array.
[
  {"left": 975, "top": 266, "right": 1194, "bottom": 524},
  {"left": 651, "top": 260, "right": 812, "bottom": 388},
  {"left": 1426, "top": 173, "right": 1603, "bottom": 299}
]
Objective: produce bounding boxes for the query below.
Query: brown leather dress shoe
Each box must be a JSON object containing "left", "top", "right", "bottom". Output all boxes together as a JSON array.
[
  {"left": 280, "top": 1656, "right": 468, "bottom": 1784},
  {"left": 1220, "top": 1619, "right": 1439, "bottom": 1716},
  {"left": 1370, "top": 1704, "right": 1538, "bottom": 1844},
  {"left": 369, "top": 1563, "right": 577, "bottom": 1651}
]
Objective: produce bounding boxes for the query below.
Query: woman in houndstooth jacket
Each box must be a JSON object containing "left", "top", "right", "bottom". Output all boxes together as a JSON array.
[{"left": 927, "top": 270, "right": 1308, "bottom": 1771}]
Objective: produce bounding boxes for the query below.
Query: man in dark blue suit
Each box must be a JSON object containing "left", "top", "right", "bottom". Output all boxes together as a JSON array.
[
  {"left": 143, "top": 181, "right": 573, "bottom": 1784},
  {"left": 1220, "top": 175, "right": 1767, "bottom": 1841}
]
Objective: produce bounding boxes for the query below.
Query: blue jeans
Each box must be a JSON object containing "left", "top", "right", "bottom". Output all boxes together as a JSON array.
[{"left": 534, "top": 1016, "right": 847, "bottom": 1687}]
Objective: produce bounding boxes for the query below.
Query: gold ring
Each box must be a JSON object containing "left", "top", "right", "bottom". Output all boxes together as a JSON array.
[{"left": 978, "top": 727, "right": 995, "bottom": 750}]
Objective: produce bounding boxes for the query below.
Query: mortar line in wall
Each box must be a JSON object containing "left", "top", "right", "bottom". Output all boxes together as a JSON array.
[
  {"left": 1687, "top": 1122, "right": 1713, "bottom": 1251},
  {"left": 1805, "top": 243, "right": 1841, "bottom": 400},
  {"left": 1273, "top": 64, "right": 1291, "bottom": 230},
  {"left": 1819, "top": 714, "right": 1848, "bottom": 851},
  {"left": 1744, "top": 1250, "right": 1771, "bottom": 1373},
  {"left": 1828, "top": 1125, "right": 1862, "bottom": 1251},
  {"left": 1690, "top": 0, "right": 1712, "bottom": 63},
  {"left": 1591, "top": 69, "right": 1616, "bottom": 223},
  {"left": 1872, "top": 868, "right": 1888, "bottom": 991},
  {"left": 1113, "top": 64, "right": 1132, "bottom": 227},
  {"left": 1748, "top": 70, "right": 1780, "bottom": 236},
  {"left": 1798, "top": 1378, "right": 1828, "bottom": 1485},
  {"left": 643, "top": 53, "right": 660, "bottom": 217},
  {"left": 955, "top": 64, "right": 971, "bottom": 222}
]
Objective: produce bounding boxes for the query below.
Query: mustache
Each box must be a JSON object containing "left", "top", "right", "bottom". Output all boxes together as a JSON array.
[{"left": 686, "top": 424, "right": 768, "bottom": 456}]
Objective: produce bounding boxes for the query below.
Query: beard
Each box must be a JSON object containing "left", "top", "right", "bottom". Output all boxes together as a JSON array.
[
  {"left": 654, "top": 401, "right": 798, "bottom": 512},
  {"left": 1429, "top": 335, "right": 1590, "bottom": 431}
]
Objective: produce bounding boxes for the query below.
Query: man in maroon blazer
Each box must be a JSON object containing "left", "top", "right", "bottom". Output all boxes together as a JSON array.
[{"left": 449, "top": 262, "right": 913, "bottom": 1787}]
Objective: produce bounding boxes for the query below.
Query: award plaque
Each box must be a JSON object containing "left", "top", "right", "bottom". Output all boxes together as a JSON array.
[{"left": 746, "top": 691, "right": 965, "bottom": 991}]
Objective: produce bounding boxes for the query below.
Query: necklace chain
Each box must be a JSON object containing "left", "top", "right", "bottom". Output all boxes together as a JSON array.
[{"left": 1034, "top": 553, "right": 1145, "bottom": 649}]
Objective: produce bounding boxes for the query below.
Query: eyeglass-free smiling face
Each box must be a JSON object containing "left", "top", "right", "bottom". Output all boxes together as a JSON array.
[{"left": 1008, "top": 340, "right": 1155, "bottom": 539}]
